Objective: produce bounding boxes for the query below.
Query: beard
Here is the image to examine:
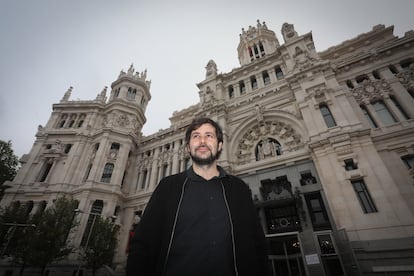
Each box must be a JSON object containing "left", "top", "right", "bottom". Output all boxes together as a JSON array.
[{"left": 189, "top": 146, "right": 219, "bottom": 166}]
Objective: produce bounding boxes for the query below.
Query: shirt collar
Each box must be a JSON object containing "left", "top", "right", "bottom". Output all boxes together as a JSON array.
[{"left": 187, "top": 165, "right": 227, "bottom": 181}]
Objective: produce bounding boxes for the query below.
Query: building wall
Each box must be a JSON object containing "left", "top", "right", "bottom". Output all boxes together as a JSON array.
[{"left": 2, "top": 22, "right": 414, "bottom": 276}]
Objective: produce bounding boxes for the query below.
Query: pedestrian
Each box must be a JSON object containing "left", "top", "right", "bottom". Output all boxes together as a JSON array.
[{"left": 126, "top": 117, "right": 268, "bottom": 276}]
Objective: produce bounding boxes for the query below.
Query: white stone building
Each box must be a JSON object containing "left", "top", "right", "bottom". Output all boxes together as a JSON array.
[{"left": 1, "top": 21, "right": 414, "bottom": 276}]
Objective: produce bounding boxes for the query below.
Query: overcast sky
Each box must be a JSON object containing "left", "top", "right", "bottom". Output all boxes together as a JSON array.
[{"left": 0, "top": 0, "right": 413, "bottom": 158}]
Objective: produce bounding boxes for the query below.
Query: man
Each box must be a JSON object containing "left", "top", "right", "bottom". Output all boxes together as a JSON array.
[{"left": 126, "top": 117, "right": 268, "bottom": 276}]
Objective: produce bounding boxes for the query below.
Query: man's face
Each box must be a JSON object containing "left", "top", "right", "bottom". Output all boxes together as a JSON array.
[{"left": 187, "top": 123, "right": 223, "bottom": 165}]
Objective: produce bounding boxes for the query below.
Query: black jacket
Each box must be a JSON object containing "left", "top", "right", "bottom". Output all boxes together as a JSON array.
[{"left": 126, "top": 169, "right": 268, "bottom": 276}]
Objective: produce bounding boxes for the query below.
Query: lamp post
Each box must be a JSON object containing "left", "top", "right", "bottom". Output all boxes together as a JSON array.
[
  {"left": 74, "top": 209, "right": 116, "bottom": 276},
  {"left": 0, "top": 222, "right": 36, "bottom": 258}
]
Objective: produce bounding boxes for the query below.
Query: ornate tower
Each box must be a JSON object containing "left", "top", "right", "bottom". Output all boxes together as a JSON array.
[{"left": 237, "top": 20, "right": 280, "bottom": 66}]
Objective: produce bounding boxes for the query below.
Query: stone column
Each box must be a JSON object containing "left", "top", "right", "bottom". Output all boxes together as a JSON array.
[
  {"left": 171, "top": 140, "right": 181, "bottom": 174},
  {"left": 112, "top": 143, "right": 131, "bottom": 186},
  {"left": 148, "top": 147, "right": 160, "bottom": 191}
]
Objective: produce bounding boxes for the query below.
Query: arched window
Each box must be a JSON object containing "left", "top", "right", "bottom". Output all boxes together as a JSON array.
[
  {"left": 37, "top": 158, "right": 53, "bottom": 182},
  {"left": 248, "top": 46, "right": 253, "bottom": 59},
  {"left": 127, "top": 87, "right": 136, "bottom": 100},
  {"left": 110, "top": 142, "right": 120, "bottom": 158},
  {"left": 262, "top": 70, "right": 270, "bottom": 85},
  {"left": 255, "top": 138, "right": 282, "bottom": 161},
  {"left": 360, "top": 105, "right": 377, "bottom": 128},
  {"left": 355, "top": 74, "right": 369, "bottom": 84},
  {"left": 37, "top": 201, "right": 47, "bottom": 214},
  {"left": 253, "top": 44, "right": 259, "bottom": 57},
  {"left": 59, "top": 120, "right": 66, "bottom": 128},
  {"left": 239, "top": 81, "right": 246, "bottom": 94},
  {"left": 101, "top": 163, "right": 114, "bottom": 183},
  {"left": 81, "top": 200, "right": 104, "bottom": 246},
  {"left": 346, "top": 80, "right": 354, "bottom": 89},
  {"left": 250, "top": 76, "right": 258, "bottom": 90},
  {"left": 295, "top": 46, "right": 303, "bottom": 55},
  {"left": 275, "top": 66, "right": 284, "bottom": 79},
  {"left": 388, "top": 65, "right": 398, "bottom": 75},
  {"left": 408, "top": 88, "right": 414, "bottom": 99},
  {"left": 259, "top": 41, "right": 265, "bottom": 56},
  {"left": 57, "top": 114, "right": 67, "bottom": 128},
  {"left": 228, "top": 85, "right": 234, "bottom": 98},
  {"left": 320, "top": 104, "right": 337, "bottom": 128},
  {"left": 114, "top": 88, "right": 120, "bottom": 97},
  {"left": 400, "top": 58, "right": 414, "bottom": 71},
  {"left": 372, "top": 70, "right": 381, "bottom": 80},
  {"left": 25, "top": 201, "right": 34, "bottom": 215},
  {"left": 372, "top": 100, "right": 397, "bottom": 125},
  {"left": 83, "top": 163, "right": 92, "bottom": 182},
  {"left": 121, "top": 170, "right": 127, "bottom": 188},
  {"left": 141, "top": 170, "right": 148, "bottom": 190},
  {"left": 64, "top": 144, "right": 72, "bottom": 154}
]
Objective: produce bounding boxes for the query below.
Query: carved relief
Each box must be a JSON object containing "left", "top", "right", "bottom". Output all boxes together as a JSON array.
[
  {"left": 396, "top": 67, "right": 414, "bottom": 91},
  {"left": 117, "top": 113, "right": 130, "bottom": 127},
  {"left": 205, "top": 60, "right": 218, "bottom": 78},
  {"left": 236, "top": 120, "right": 304, "bottom": 164},
  {"left": 281, "top": 23, "right": 298, "bottom": 41},
  {"left": 351, "top": 79, "right": 391, "bottom": 104}
]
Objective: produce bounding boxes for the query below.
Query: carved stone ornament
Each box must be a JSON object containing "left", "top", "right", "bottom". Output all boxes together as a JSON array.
[
  {"left": 351, "top": 79, "right": 391, "bottom": 104},
  {"left": 117, "top": 114, "right": 130, "bottom": 127},
  {"left": 396, "top": 68, "right": 414, "bottom": 90},
  {"left": 236, "top": 121, "right": 304, "bottom": 164}
]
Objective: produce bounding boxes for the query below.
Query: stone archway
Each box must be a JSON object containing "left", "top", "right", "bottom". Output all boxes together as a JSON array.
[{"left": 235, "top": 120, "right": 305, "bottom": 165}]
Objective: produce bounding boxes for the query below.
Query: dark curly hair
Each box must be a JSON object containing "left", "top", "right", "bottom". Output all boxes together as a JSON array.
[{"left": 185, "top": 117, "right": 224, "bottom": 146}]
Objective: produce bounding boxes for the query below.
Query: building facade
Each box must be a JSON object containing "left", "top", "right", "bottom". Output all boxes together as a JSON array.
[{"left": 1, "top": 21, "right": 414, "bottom": 276}]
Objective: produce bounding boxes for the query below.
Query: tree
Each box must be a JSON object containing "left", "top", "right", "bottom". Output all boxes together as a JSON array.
[
  {"left": 0, "top": 140, "right": 19, "bottom": 199},
  {"left": 28, "top": 197, "right": 78, "bottom": 275},
  {"left": 0, "top": 202, "right": 33, "bottom": 276},
  {"left": 0, "top": 197, "right": 78, "bottom": 275},
  {"left": 0, "top": 202, "right": 31, "bottom": 257},
  {"left": 79, "top": 216, "right": 119, "bottom": 276}
]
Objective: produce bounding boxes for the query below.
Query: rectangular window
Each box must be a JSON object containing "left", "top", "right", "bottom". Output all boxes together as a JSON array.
[
  {"left": 401, "top": 154, "right": 414, "bottom": 169},
  {"left": 275, "top": 66, "right": 284, "bottom": 79},
  {"left": 264, "top": 205, "right": 301, "bottom": 234},
  {"left": 162, "top": 164, "right": 168, "bottom": 178},
  {"left": 239, "top": 81, "right": 246, "bottom": 94},
  {"left": 360, "top": 105, "right": 378, "bottom": 128},
  {"left": 228, "top": 85, "right": 234, "bottom": 98},
  {"left": 101, "top": 163, "right": 114, "bottom": 183},
  {"left": 344, "top": 159, "right": 358, "bottom": 171},
  {"left": 83, "top": 164, "right": 92, "bottom": 182},
  {"left": 38, "top": 159, "right": 53, "bottom": 182},
  {"left": 351, "top": 179, "right": 377, "bottom": 213},
  {"left": 262, "top": 70, "right": 270, "bottom": 85},
  {"left": 320, "top": 104, "right": 337, "bottom": 128},
  {"left": 250, "top": 76, "right": 258, "bottom": 90},
  {"left": 300, "top": 172, "right": 317, "bottom": 186},
  {"left": 372, "top": 100, "right": 397, "bottom": 125},
  {"left": 127, "top": 87, "right": 137, "bottom": 100},
  {"left": 141, "top": 170, "right": 148, "bottom": 190},
  {"left": 305, "top": 192, "right": 331, "bottom": 230}
]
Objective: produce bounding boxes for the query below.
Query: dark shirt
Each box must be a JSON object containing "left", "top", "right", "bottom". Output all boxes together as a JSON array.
[{"left": 165, "top": 167, "right": 235, "bottom": 276}]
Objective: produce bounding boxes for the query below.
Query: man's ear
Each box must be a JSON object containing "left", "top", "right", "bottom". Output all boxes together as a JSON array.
[
  {"left": 218, "top": 142, "right": 223, "bottom": 152},
  {"left": 185, "top": 144, "right": 190, "bottom": 153}
]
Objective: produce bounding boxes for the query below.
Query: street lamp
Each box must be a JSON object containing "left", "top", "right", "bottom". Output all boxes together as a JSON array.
[
  {"left": 74, "top": 209, "right": 116, "bottom": 276},
  {"left": 0, "top": 222, "right": 36, "bottom": 258}
]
